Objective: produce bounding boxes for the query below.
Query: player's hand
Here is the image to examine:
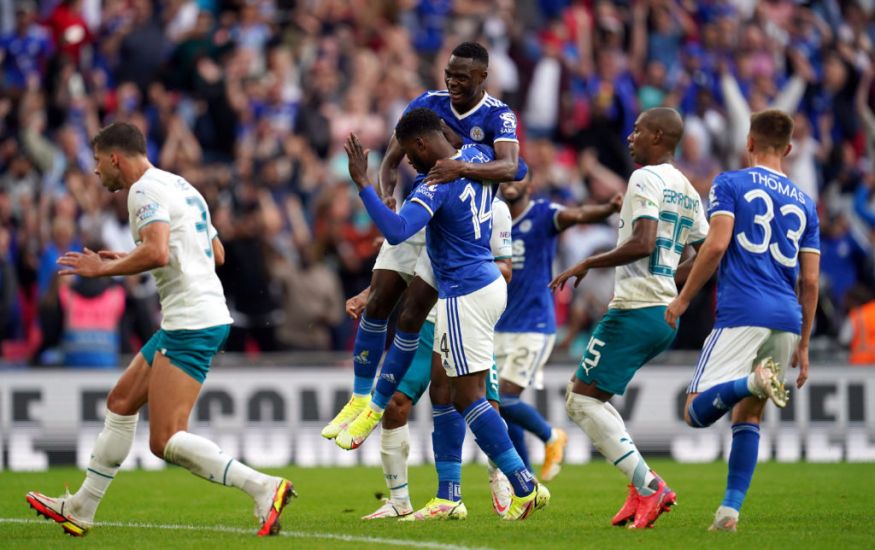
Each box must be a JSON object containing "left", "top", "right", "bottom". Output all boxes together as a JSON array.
[
  {"left": 790, "top": 345, "right": 810, "bottom": 389},
  {"left": 425, "top": 158, "right": 466, "bottom": 185},
  {"left": 608, "top": 192, "right": 623, "bottom": 213},
  {"left": 345, "top": 295, "right": 367, "bottom": 320},
  {"left": 549, "top": 261, "right": 590, "bottom": 291},
  {"left": 98, "top": 250, "right": 128, "bottom": 260},
  {"left": 344, "top": 133, "right": 371, "bottom": 189},
  {"left": 664, "top": 297, "right": 688, "bottom": 329},
  {"left": 57, "top": 248, "right": 105, "bottom": 278}
]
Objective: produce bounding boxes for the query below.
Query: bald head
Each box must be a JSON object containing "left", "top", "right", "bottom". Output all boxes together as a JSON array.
[{"left": 641, "top": 108, "right": 684, "bottom": 150}]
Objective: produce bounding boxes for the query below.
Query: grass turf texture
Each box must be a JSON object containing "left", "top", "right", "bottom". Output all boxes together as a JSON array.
[{"left": 1, "top": 460, "right": 872, "bottom": 549}]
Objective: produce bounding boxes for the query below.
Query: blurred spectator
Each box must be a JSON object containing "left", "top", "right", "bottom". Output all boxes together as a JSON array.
[{"left": 0, "top": 1, "right": 52, "bottom": 92}]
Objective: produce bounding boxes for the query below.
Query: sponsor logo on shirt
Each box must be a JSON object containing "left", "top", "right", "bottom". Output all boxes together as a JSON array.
[{"left": 136, "top": 203, "right": 160, "bottom": 224}]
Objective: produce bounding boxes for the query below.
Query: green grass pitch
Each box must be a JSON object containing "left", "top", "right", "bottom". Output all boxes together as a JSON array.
[{"left": 2, "top": 460, "right": 873, "bottom": 549}]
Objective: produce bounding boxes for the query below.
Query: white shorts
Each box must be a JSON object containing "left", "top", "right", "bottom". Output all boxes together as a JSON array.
[
  {"left": 414, "top": 246, "right": 437, "bottom": 290},
  {"left": 687, "top": 326, "right": 800, "bottom": 393},
  {"left": 495, "top": 332, "right": 556, "bottom": 390},
  {"left": 435, "top": 276, "right": 507, "bottom": 377},
  {"left": 372, "top": 226, "right": 426, "bottom": 283}
]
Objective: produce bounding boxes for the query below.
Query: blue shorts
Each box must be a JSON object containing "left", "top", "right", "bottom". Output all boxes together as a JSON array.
[
  {"left": 398, "top": 321, "right": 500, "bottom": 405},
  {"left": 575, "top": 307, "right": 676, "bottom": 396},
  {"left": 140, "top": 325, "right": 231, "bottom": 383}
]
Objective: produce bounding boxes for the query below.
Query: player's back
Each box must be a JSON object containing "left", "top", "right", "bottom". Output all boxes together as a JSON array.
[
  {"left": 496, "top": 199, "right": 562, "bottom": 333},
  {"left": 709, "top": 166, "right": 819, "bottom": 333},
  {"left": 611, "top": 163, "right": 708, "bottom": 310},
  {"left": 409, "top": 145, "right": 500, "bottom": 299},
  {"left": 128, "top": 167, "right": 232, "bottom": 330}
]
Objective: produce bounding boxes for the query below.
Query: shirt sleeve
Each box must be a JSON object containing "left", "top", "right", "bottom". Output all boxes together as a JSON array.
[
  {"left": 360, "top": 186, "right": 432, "bottom": 245},
  {"left": 799, "top": 201, "right": 821, "bottom": 254},
  {"left": 548, "top": 202, "right": 566, "bottom": 235},
  {"left": 128, "top": 182, "right": 170, "bottom": 239},
  {"left": 707, "top": 174, "right": 736, "bottom": 219},
  {"left": 490, "top": 200, "right": 513, "bottom": 259},
  {"left": 488, "top": 106, "right": 520, "bottom": 144},
  {"left": 628, "top": 169, "right": 662, "bottom": 222},
  {"left": 402, "top": 92, "right": 431, "bottom": 116},
  {"left": 409, "top": 181, "right": 447, "bottom": 217}
]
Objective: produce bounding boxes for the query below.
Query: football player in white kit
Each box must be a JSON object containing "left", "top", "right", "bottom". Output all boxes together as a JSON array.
[{"left": 26, "top": 122, "right": 294, "bottom": 537}]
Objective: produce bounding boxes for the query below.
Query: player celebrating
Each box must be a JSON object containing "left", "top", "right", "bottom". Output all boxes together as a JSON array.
[
  {"left": 323, "top": 41, "right": 525, "bottom": 448},
  {"left": 496, "top": 175, "right": 622, "bottom": 482},
  {"left": 347, "top": 198, "right": 513, "bottom": 520},
  {"left": 665, "top": 110, "right": 820, "bottom": 532},
  {"left": 26, "top": 123, "right": 294, "bottom": 537},
  {"left": 550, "top": 108, "right": 708, "bottom": 529},
  {"left": 346, "top": 108, "right": 549, "bottom": 520}
]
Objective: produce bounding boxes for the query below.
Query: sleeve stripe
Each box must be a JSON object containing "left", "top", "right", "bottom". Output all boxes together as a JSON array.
[
  {"left": 493, "top": 138, "right": 519, "bottom": 143},
  {"left": 632, "top": 215, "right": 658, "bottom": 222},
  {"left": 799, "top": 248, "right": 821, "bottom": 255},
  {"left": 410, "top": 198, "right": 435, "bottom": 217},
  {"left": 709, "top": 211, "right": 735, "bottom": 219},
  {"left": 493, "top": 255, "right": 511, "bottom": 260},
  {"left": 138, "top": 218, "right": 170, "bottom": 230}
]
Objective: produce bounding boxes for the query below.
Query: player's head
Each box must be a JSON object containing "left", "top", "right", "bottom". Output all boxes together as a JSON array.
[
  {"left": 445, "top": 42, "right": 489, "bottom": 109},
  {"left": 91, "top": 122, "right": 147, "bottom": 192},
  {"left": 747, "top": 109, "right": 793, "bottom": 158},
  {"left": 499, "top": 172, "right": 531, "bottom": 205},
  {"left": 395, "top": 107, "right": 448, "bottom": 173},
  {"left": 627, "top": 107, "right": 684, "bottom": 165}
]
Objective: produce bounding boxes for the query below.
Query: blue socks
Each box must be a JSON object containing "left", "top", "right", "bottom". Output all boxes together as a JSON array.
[
  {"left": 463, "top": 398, "right": 535, "bottom": 497},
  {"left": 723, "top": 423, "right": 760, "bottom": 511},
  {"left": 688, "top": 377, "right": 752, "bottom": 427},
  {"left": 432, "top": 405, "right": 465, "bottom": 502},
  {"left": 505, "top": 419, "right": 531, "bottom": 470},
  {"left": 372, "top": 330, "right": 419, "bottom": 410},
  {"left": 500, "top": 394, "right": 553, "bottom": 442},
  {"left": 352, "top": 316, "right": 388, "bottom": 396}
]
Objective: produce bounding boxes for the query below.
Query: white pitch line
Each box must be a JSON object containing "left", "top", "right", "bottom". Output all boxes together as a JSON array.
[{"left": 0, "top": 518, "right": 493, "bottom": 550}]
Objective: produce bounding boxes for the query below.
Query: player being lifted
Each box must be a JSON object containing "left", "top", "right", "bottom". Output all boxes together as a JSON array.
[
  {"left": 346, "top": 195, "right": 514, "bottom": 520},
  {"left": 346, "top": 107, "right": 549, "bottom": 520},
  {"left": 496, "top": 175, "right": 622, "bottom": 482},
  {"left": 322, "top": 42, "right": 526, "bottom": 449},
  {"left": 665, "top": 109, "right": 820, "bottom": 532},
  {"left": 550, "top": 108, "right": 708, "bottom": 529},
  {"left": 26, "top": 123, "right": 294, "bottom": 537}
]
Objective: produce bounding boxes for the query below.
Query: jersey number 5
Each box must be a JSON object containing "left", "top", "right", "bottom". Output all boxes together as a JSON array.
[
  {"left": 186, "top": 196, "right": 213, "bottom": 259},
  {"left": 736, "top": 189, "right": 806, "bottom": 267}
]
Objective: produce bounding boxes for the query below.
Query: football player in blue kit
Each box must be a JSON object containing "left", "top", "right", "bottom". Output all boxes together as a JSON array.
[
  {"left": 325, "top": 42, "right": 528, "bottom": 451},
  {"left": 666, "top": 109, "right": 820, "bottom": 532},
  {"left": 345, "top": 107, "right": 550, "bottom": 520},
  {"left": 496, "top": 176, "right": 622, "bottom": 482}
]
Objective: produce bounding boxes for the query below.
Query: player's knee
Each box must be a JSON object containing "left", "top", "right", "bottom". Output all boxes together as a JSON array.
[
  {"left": 383, "top": 393, "right": 412, "bottom": 428},
  {"left": 396, "top": 303, "right": 429, "bottom": 333},
  {"left": 106, "top": 388, "right": 138, "bottom": 416}
]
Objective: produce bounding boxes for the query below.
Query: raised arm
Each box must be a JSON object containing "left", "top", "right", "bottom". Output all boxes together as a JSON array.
[
  {"left": 555, "top": 193, "right": 623, "bottom": 231},
  {"left": 379, "top": 134, "right": 406, "bottom": 199}
]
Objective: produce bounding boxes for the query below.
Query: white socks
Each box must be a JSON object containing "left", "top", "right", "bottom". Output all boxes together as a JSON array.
[
  {"left": 71, "top": 410, "right": 138, "bottom": 521},
  {"left": 163, "top": 431, "right": 273, "bottom": 501},
  {"left": 566, "top": 392, "right": 657, "bottom": 496},
  {"left": 380, "top": 425, "right": 411, "bottom": 505}
]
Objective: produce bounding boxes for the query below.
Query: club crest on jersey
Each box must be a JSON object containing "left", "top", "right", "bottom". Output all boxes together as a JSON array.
[
  {"left": 470, "top": 126, "right": 485, "bottom": 141},
  {"left": 519, "top": 220, "right": 532, "bottom": 233}
]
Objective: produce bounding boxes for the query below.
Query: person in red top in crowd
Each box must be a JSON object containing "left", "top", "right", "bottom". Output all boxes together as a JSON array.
[{"left": 43, "top": 0, "right": 93, "bottom": 65}]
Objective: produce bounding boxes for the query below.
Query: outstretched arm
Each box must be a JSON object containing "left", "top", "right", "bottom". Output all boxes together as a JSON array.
[
  {"left": 58, "top": 222, "right": 170, "bottom": 277},
  {"left": 555, "top": 193, "right": 623, "bottom": 231},
  {"left": 665, "top": 215, "right": 733, "bottom": 328},
  {"left": 550, "top": 218, "right": 657, "bottom": 291}
]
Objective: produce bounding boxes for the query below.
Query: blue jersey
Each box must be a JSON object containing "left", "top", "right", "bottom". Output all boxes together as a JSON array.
[
  {"left": 495, "top": 200, "right": 563, "bottom": 334},
  {"left": 409, "top": 145, "right": 501, "bottom": 298},
  {"left": 708, "top": 166, "right": 821, "bottom": 334},
  {"left": 404, "top": 90, "right": 520, "bottom": 149}
]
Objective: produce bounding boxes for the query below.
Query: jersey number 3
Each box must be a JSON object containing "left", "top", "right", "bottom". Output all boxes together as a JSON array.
[{"left": 736, "top": 189, "right": 805, "bottom": 268}]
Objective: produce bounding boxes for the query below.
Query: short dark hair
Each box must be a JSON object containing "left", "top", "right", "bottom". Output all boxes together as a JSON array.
[
  {"left": 395, "top": 108, "right": 443, "bottom": 142},
  {"left": 91, "top": 122, "right": 147, "bottom": 155},
  {"left": 451, "top": 42, "right": 488, "bottom": 67},
  {"left": 749, "top": 109, "right": 794, "bottom": 152}
]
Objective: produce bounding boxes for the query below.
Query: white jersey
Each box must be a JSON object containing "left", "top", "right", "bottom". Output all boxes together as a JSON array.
[
  {"left": 609, "top": 163, "right": 709, "bottom": 310},
  {"left": 427, "top": 197, "right": 512, "bottom": 324},
  {"left": 128, "top": 167, "right": 233, "bottom": 330}
]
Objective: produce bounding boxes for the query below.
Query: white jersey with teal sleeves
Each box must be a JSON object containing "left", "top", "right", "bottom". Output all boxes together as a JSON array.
[
  {"left": 609, "top": 163, "right": 709, "bottom": 310},
  {"left": 128, "top": 167, "right": 232, "bottom": 330}
]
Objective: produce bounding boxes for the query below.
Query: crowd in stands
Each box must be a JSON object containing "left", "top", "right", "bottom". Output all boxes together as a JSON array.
[{"left": 2, "top": 0, "right": 874, "bottom": 366}]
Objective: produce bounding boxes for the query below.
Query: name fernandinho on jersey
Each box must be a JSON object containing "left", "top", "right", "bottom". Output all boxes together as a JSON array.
[{"left": 662, "top": 189, "right": 699, "bottom": 211}]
